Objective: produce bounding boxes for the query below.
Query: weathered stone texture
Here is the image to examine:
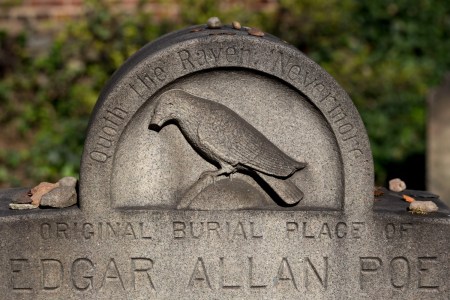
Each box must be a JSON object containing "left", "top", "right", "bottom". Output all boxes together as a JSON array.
[{"left": 428, "top": 74, "right": 450, "bottom": 207}]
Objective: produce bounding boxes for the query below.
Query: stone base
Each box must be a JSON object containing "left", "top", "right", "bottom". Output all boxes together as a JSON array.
[{"left": 0, "top": 189, "right": 448, "bottom": 299}]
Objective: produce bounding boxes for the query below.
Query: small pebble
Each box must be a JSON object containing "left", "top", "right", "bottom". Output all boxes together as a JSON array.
[
  {"left": 30, "top": 182, "right": 59, "bottom": 206},
  {"left": 232, "top": 21, "right": 241, "bottom": 30},
  {"left": 9, "top": 203, "right": 38, "bottom": 210},
  {"left": 389, "top": 178, "right": 406, "bottom": 192},
  {"left": 12, "top": 191, "right": 32, "bottom": 204},
  {"left": 248, "top": 28, "right": 264, "bottom": 37},
  {"left": 40, "top": 186, "right": 77, "bottom": 208},
  {"left": 207, "top": 17, "right": 221, "bottom": 29},
  {"left": 58, "top": 176, "right": 77, "bottom": 188},
  {"left": 409, "top": 200, "right": 438, "bottom": 214}
]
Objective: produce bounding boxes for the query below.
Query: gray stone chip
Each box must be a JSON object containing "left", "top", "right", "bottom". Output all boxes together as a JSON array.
[
  {"left": 40, "top": 186, "right": 77, "bottom": 208},
  {"left": 9, "top": 203, "right": 38, "bottom": 210},
  {"left": 11, "top": 191, "right": 32, "bottom": 204},
  {"left": 58, "top": 176, "right": 77, "bottom": 188}
]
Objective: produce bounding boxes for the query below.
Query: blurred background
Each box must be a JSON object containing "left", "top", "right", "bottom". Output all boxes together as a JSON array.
[{"left": 0, "top": 0, "right": 449, "bottom": 202}]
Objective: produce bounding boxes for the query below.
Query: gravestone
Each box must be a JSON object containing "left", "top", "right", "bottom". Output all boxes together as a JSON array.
[
  {"left": 428, "top": 74, "right": 450, "bottom": 207},
  {"left": 0, "top": 22, "right": 449, "bottom": 299}
]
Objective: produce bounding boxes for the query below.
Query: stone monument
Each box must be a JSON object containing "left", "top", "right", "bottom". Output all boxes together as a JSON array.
[
  {"left": 0, "top": 21, "right": 449, "bottom": 299},
  {"left": 428, "top": 74, "right": 450, "bottom": 207}
]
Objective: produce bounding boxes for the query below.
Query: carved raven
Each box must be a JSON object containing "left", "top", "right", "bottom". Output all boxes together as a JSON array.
[{"left": 149, "top": 89, "right": 306, "bottom": 206}]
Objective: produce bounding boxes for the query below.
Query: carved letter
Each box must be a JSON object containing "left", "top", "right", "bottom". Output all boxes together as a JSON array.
[
  {"left": 288, "top": 65, "right": 301, "bottom": 80},
  {"left": 124, "top": 222, "right": 137, "bottom": 239},
  {"left": 209, "top": 47, "right": 222, "bottom": 63},
  {"left": 319, "top": 223, "right": 332, "bottom": 239},
  {"left": 226, "top": 47, "right": 237, "bottom": 62},
  {"left": 131, "top": 258, "right": 155, "bottom": 291},
  {"left": 274, "top": 257, "right": 298, "bottom": 290},
  {"left": 195, "top": 50, "right": 207, "bottom": 66},
  {"left": 190, "top": 222, "right": 205, "bottom": 239},
  {"left": 207, "top": 222, "right": 221, "bottom": 239},
  {"left": 71, "top": 258, "right": 94, "bottom": 291},
  {"left": 351, "top": 222, "right": 365, "bottom": 239},
  {"left": 390, "top": 257, "right": 410, "bottom": 289},
  {"left": 188, "top": 258, "right": 211, "bottom": 289},
  {"left": 335, "top": 222, "right": 347, "bottom": 238},
  {"left": 154, "top": 67, "right": 166, "bottom": 81},
  {"left": 100, "top": 258, "right": 125, "bottom": 290},
  {"left": 108, "top": 107, "right": 127, "bottom": 120},
  {"left": 178, "top": 50, "right": 195, "bottom": 69},
  {"left": 248, "top": 257, "right": 267, "bottom": 289},
  {"left": 232, "top": 222, "right": 247, "bottom": 240},
  {"left": 139, "top": 222, "right": 152, "bottom": 239},
  {"left": 249, "top": 222, "right": 263, "bottom": 238},
  {"left": 97, "top": 136, "right": 112, "bottom": 148},
  {"left": 56, "top": 223, "right": 69, "bottom": 239},
  {"left": 305, "top": 257, "right": 328, "bottom": 289},
  {"left": 40, "top": 223, "right": 51, "bottom": 240},
  {"left": 220, "top": 257, "right": 241, "bottom": 289},
  {"left": 173, "top": 222, "right": 186, "bottom": 239},
  {"left": 418, "top": 257, "right": 439, "bottom": 289},
  {"left": 286, "top": 222, "right": 298, "bottom": 239},
  {"left": 359, "top": 257, "right": 382, "bottom": 290},
  {"left": 90, "top": 151, "right": 109, "bottom": 163},
  {"left": 41, "top": 259, "right": 63, "bottom": 290},
  {"left": 10, "top": 259, "right": 32, "bottom": 290},
  {"left": 83, "top": 223, "right": 94, "bottom": 240}
]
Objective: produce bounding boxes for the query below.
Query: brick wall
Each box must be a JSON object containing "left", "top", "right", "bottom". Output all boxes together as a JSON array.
[
  {"left": 0, "top": 0, "right": 181, "bottom": 33},
  {"left": 1, "top": 0, "right": 277, "bottom": 33},
  {"left": 1, "top": 0, "right": 80, "bottom": 33},
  {"left": 0, "top": 0, "right": 276, "bottom": 53}
]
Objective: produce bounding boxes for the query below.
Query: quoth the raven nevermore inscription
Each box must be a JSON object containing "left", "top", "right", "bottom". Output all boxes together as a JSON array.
[{"left": 149, "top": 89, "right": 306, "bottom": 209}]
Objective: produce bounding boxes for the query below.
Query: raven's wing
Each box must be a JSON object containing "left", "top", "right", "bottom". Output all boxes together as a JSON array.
[{"left": 197, "top": 102, "right": 305, "bottom": 177}]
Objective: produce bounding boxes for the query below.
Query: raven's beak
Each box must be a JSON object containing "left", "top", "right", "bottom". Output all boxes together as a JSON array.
[{"left": 149, "top": 113, "right": 164, "bottom": 130}]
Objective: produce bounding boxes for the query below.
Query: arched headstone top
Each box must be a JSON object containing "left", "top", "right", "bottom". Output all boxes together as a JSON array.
[{"left": 80, "top": 24, "right": 373, "bottom": 216}]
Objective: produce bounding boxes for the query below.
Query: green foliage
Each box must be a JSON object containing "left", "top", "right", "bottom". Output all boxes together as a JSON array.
[
  {"left": 259, "top": 0, "right": 449, "bottom": 184},
  {"left": 1, "top": 0, "right": 449, "bottom": 187},
  {"left": 0, "top": 1, "right": 177, "bottom": 186}
]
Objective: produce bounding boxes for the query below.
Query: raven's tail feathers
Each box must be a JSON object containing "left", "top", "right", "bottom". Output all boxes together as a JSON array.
[{"left": 256, "top": 172, "right": 303, "bottom": 206}]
